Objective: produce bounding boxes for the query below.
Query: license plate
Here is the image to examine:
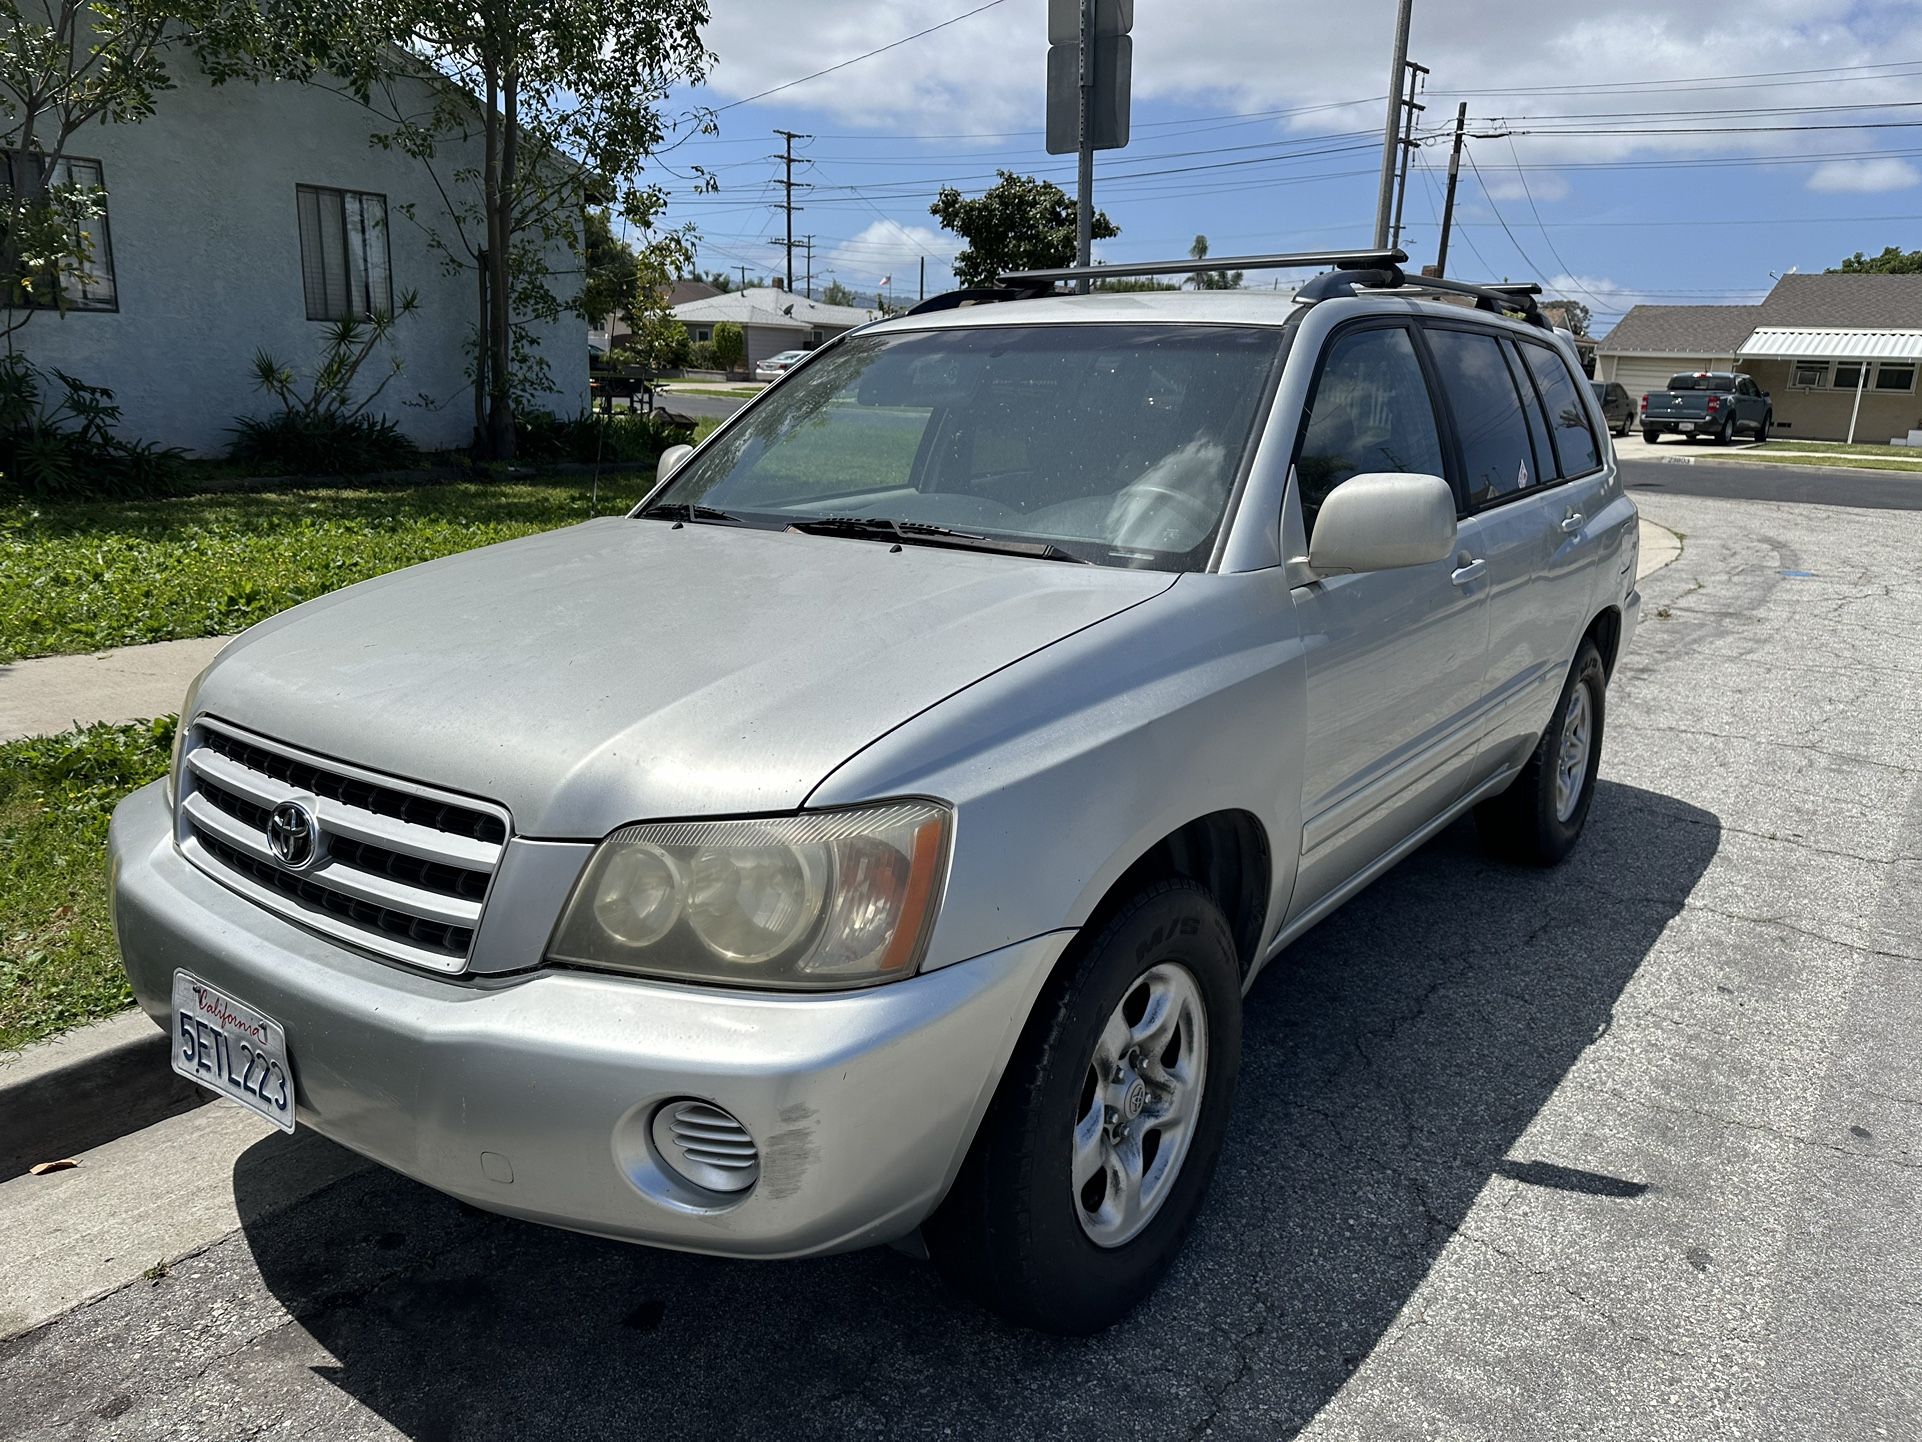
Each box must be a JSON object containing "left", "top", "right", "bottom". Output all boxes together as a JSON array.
[
  {"left": 170, "top": 972, "right": 295, "bottom": 1132},
  {"left": 1679, "top": 422, "right": 1695, "bottom": 432}
]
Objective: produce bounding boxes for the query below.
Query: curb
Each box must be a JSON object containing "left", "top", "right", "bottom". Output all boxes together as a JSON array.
[{"left": 0, "top": 1010, "right": 207, "bottom": 1181}]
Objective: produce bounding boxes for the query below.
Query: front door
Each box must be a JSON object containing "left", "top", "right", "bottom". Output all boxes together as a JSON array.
[{"left": 1286, "top": 322, "right": 1491, "bottom": 917}]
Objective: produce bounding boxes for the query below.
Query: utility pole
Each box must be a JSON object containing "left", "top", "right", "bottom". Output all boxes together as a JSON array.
[
  {"left": 1389, "top": 61, "right": 1428, "bottom": 251},
  {"left": 804, "top": 235, "right": 813, "bottom": 299},
  {"left": 1373, "top": 0, "right": 1415, "bottom": 250},
  {"left": 737, "top": 264, "right": 749, "bottom": 290},
  {"left": 1435, "top": 102, "right": 1467, "bottom": 278},
  {"left": 1075, "top": 0, "right": 1094, "bottom": 292},
  {"left": 772, "top": 128, "right": 810, "bottom": 291},
  {"left": 919, "top": 255, "right": 926, "bottom": 302}
]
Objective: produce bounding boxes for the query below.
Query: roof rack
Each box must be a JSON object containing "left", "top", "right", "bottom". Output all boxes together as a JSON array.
[
  {"left": 904, "top": 245, "right": 1553, "bottom": 330},
  {"left": 998, "top": 247, "right": 1406, "bottom": 287}
]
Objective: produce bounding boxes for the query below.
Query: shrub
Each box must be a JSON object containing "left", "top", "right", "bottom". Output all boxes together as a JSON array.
[
  {"left": 686, "top": 339, "right": 719, "bottom": 371},
  {"left": 514, "top": 409, "right": 696, "bottom": 465},
  {"left": 0, "top": 356, "right": 186, "bottom": 501},
  {"left": 227, "top": 411, "right": 421, "bottom": 477},
  {"left": 711, "top": 322, "right": 744, "bottom": 372}
]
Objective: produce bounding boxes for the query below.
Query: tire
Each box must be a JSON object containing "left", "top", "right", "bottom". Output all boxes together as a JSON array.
[
  {"left": 924, "top": 879, "right": 1243, "bottom": 1334},
  {"left": 1616, "top": 413, "right": 1633, "bottom": 438},
  {"left": 1716, "top": 416, "right": 1735, "bottom": 446},
  {"left": 1642, "top": 428, "right": 1660, "bottom": 444},
  {"left": 1474, "top": 640, "right": 1606, "bottom": 866},
  {"left": 1753, "top": 410, "right": 1770, "bottom": 443}
]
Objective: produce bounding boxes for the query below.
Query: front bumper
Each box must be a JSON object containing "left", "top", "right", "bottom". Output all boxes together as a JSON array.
[{"left": 110, "top": 781, "right": 1067, "bottom": 1258}]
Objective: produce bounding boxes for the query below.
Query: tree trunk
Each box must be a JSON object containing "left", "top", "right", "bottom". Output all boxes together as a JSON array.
[{"left": 483, "top": 64, "right": 519, "bottom": 460}]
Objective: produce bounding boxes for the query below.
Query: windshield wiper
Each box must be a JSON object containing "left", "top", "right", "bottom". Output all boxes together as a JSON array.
[
  {"left": 638, "top": 501, "right": 746, "bottom": 525},
  {"left": 785, "top": 516, "right": 1091, "bottom": 564}
]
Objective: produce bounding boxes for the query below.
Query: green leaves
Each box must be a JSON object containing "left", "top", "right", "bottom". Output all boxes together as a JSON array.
[{"left": 930, "top": 171, "right": 1121, "bottom": 289}]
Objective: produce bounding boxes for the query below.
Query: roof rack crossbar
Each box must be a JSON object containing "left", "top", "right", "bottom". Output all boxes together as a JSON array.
[{"left": 999, "top": 247, "right": 1407, "bottom": 287}]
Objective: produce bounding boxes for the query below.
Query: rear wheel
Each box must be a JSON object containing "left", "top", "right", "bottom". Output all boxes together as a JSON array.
[
  {"left": 1475, "top": 641, "right": 1606, "bottom": 866},
  {"left": 1642, "top": 428, "right": 1660, "bottom": 444},
  {"left": 1716, "top": 416, "right": 1735, "bottom": 445},
  {"left": 925, "top": 879, "right": 1242, "bottom": 1334}
]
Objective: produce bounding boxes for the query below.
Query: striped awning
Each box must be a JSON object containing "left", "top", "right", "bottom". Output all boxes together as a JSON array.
[{"left": 1737, "top": 326, "right": 1922, "bottom": 361}]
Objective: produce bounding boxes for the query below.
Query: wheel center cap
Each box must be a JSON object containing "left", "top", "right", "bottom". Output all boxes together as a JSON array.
[{"left": 1122, "top": 1079, "right": 1148, "bottom": 1121}]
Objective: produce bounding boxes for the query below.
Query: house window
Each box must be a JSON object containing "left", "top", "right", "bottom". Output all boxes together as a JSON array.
[
  {"left": 1, "top": 154, "right": 116, "bottom": 311},
  {"left": 1874, "top": 363, "right": 1916, "bottom": 392},
  {"left": 695, "top": 328, "right": 711, "bottom": 342},
  {"left": 811, "top": 328, "right": 823, "bottom": 345},
  {"left": 1833, "top": 362, "right": 1865, "bottom": 391},
  {"left": 295, "top": 185, "right": 391, "bottom": 321}
]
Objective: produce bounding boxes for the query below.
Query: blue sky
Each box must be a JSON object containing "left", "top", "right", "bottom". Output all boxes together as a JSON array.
[{"left": 647, "top": 0, "right": 1922, "bottom": 332}]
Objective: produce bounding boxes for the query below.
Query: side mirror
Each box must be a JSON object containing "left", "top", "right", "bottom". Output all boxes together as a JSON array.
[
  {"left": 656, "top": 444, "right": 694, "bottom": 484},
  {"left": 1307, "top": 472, "right": 1457, "bottom": 574}
]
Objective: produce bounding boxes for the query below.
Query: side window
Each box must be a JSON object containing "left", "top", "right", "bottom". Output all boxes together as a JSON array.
[
  {"left": 1503, "top": 340, "right": 1554, "bottom": 487},
  {"left": 1293, "top": 325, "right": 1447, "bottom": 536},
  {"left": 1425, "top": 327, "right": 1536, "bottom": 507},
  {"left": 1518, "top": 341, "right": 1602, "bottom": 478}
]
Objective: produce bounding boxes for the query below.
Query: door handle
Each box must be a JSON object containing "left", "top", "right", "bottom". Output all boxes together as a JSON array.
[
  {"left": 1560, "top": 512, "right": 1584, "bottom": 534},
  {"left": 1450, "top": 557, "right": 1487, "bottom": 586}
]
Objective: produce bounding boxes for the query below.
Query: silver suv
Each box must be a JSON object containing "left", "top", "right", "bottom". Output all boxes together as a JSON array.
[{"left": 111, "top": 250, "right": 1640, "bottom": 1333}]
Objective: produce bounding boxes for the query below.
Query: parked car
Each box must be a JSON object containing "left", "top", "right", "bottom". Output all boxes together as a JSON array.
[
  {"left": 1589, "top": 379, "right": 1635, "bottom": 437},
  {"left": 112, "top": 268, "right": 1640, "bottom": 1335},
  {"left": 754, "top": 348, "right": 811, "bottom": 382},
  {"left": 1640, "top": 371, "right": 1771, "bottom": 444}
]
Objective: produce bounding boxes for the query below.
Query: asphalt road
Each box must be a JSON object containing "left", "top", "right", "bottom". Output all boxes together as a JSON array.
[
  {"left": 1618, "top": 451, "right": 1922, "bottom": 511},
  {"left": 3, "top": 493, "right": 1919, "bottom": 1440}
]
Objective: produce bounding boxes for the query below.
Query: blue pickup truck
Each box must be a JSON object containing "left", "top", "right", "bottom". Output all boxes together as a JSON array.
[{"left": 1640, "top": 371, "right": 1772, "bottom": 445}]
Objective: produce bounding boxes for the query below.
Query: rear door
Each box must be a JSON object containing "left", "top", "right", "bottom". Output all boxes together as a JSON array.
[{"left": 1286, "top": 321, "right": 1491, "bottom": 915}]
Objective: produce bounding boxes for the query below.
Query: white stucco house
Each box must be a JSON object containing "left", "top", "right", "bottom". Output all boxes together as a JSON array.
[
  {"left": 10, "top": 60, "right": 584, "bottom": 455},
  {"left": 672, "top": 286, "right": 878, "bottom": 371}
]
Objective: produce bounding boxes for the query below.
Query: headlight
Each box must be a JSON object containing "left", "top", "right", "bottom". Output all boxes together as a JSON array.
[{"left": 547, "top": 801, "right": 950, "bottom": 990}]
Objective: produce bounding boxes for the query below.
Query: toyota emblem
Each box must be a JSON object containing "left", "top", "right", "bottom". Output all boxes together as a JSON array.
[{"left": 267, "top": 800, "right": 318, "bottom": 870}]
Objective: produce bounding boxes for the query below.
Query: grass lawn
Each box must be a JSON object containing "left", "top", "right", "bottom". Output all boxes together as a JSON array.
[
  {"left": 0, "top": 720, "right": 172, "bottom": 1051},
  {"left": 1760, "top": 438, "right": 1922, "bottom": 458},
  {"left": 1721, "top": 451, "right": 1922, "bottom": 474},
  {"left": 0, "top": 430, "right": 718, "bottom": 664}
]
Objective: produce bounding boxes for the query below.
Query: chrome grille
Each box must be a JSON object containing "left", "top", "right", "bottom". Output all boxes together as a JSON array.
[{"left": 176, "top": 718, "right": 510, "bottom": 973}]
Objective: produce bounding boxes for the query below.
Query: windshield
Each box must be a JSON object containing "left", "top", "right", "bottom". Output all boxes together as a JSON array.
[{"left": 647, "top": 323, "right": 1287, "bottom": 569}]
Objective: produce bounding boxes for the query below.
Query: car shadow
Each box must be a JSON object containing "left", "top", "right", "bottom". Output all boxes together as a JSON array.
[{"left": 233, "top": 779, "right": 1718, "bottom": 1440}]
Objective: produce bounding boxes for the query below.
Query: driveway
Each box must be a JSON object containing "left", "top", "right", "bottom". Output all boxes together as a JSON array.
[{"left": 2, "top": 493, "right": 1917, "bottom": 1440}]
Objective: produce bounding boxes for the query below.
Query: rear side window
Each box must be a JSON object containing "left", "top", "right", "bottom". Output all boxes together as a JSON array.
[
  {"left": 1293, "top": 325, "right": 1447, "bottom": 535},
  {"left": 1425, "top": 327, "right": 1538, "bottom": 507},
  {"left": 1518, "top": 342, "right": 1602, "bottom": 477}
]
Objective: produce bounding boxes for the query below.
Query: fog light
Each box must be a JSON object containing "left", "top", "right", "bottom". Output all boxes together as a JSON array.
[{"left": 650, "top": 1099, "right": 760, "bottom": 1194}]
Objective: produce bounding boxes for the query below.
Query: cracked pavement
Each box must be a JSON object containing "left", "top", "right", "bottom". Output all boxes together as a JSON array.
[{"left": 2, "top": 492, "right": 1917, "bottom": 1440}]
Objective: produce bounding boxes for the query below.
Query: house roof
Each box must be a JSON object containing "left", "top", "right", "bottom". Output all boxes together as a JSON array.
[
  {"left": 1757, "top": 272, "right": 1922, "bottom": 329},
  {"left": 1597, "top": 304, "right": 1763, "bottom": 356},
  {"left": 1598, "top": 272, "right": 1922, "bottom": 358},
  {"left": 668, "top": 279, "right": 721, "bottom": 307},
  {"left": 672, "top": 287, "right": 877, "bottom": 330}
]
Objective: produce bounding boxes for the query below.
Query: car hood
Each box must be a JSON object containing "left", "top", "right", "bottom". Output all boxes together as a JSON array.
[{"left": 194, "top": 517, "right": 1174, "bottom": 837}]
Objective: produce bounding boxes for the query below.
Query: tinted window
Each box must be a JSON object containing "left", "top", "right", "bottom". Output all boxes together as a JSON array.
[
  {"left": 1668, "top": 373, "right": 1736, "bottom": 391},
  {"left": 1293, "top": 325, "right": 1446, "bottom": 535},
  {"left": 1426, "top": 327, "right": 1538, "bottom": 507},
  {"left": 1519, "top": 341, "right": 1602, "bottom": 477},
  {"left": 1504, "top": 341, "right": 1554, "bottom": 486}
]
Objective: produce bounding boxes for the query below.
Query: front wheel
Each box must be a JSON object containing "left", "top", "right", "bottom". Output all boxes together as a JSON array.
[
  {"left": 1475, "top": 641, "right": 1606, "bottom": 866},
  {"left": 1753, "top": 410, "right": 1771, "bottom": 443},
  {"left": 1616, "top": 413, "right": 1633, "bottom": 438},
  {"left": 925, "top": 879, "right": 1243, "bottom": 1334}
]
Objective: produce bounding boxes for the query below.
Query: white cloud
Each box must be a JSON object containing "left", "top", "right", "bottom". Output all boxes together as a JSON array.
[
  {"left": 1806, "top": 157, "right": 1922, "bottom": 193},
  {"left": 821, "top": 220, "right": 959, "bottom": 294}
]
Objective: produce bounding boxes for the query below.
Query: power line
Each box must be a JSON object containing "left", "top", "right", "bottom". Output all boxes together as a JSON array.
[{"left": 713, "top": 0, "right": 1013, "bottom": 113}]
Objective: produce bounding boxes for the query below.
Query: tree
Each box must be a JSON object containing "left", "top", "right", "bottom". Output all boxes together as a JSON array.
[
  {"left": 580, "top": 209, "right": 640, "bottom": 329},
  {"left": 821, "top": 278, "right": 856, "bottom": 307},
  {"left": 930, "top": 171, "right": 1117, "bottom": 288},
  {"left": 1187, "top": 235, "right": 1242, "bottom": 290},
  {"left": 1831, "top": 247, "right": 1922, "bottom": 275},
  {"left": 710, "top": 321, "right": 742, "bottom": 372},
  {"left": 344, "top": 0, "right": 712, "bottom": 457},
  {"left": 1540, "top": 299, "right": 1591, "bottom": 337}
]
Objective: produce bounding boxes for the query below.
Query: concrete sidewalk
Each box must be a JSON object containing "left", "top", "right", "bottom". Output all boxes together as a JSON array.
[{"left": 0, "top": 635, "right": 228, "bottom": 742}]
